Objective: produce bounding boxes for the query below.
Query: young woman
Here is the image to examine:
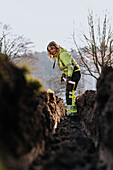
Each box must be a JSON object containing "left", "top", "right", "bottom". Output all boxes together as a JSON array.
[{"left": 47, "top": 41, "right": 81, "bottom": 116}]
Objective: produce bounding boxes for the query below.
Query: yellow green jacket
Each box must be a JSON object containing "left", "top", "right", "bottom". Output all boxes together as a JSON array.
[{"left": 55, "top": 48, "right": 80, "bottom": 77}]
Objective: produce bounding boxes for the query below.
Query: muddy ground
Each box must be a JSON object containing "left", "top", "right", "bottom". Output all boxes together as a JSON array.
[
  {"left": 0, "top": 54, "right": 113, "bottom": 170},
  {"left": 29, "top": 116, "right": 106, "bottom": 170},
  {"left": 29, "top": 67, "right": 113, "bottom": 170}
]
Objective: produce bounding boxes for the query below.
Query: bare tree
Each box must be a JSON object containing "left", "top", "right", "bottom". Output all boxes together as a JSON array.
[
  {"left": 0, "top": 23, "right": 34, "bottom": 59},
  {"left": 72, "top": 11, "right": 113, "bottom": 80}
]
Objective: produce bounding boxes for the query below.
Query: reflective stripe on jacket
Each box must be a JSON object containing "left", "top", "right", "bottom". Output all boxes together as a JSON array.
[{"left": 56, "top": 48, "right": 80, "bottom": 77}]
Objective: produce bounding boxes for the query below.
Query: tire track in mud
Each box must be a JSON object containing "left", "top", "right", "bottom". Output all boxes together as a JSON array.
[{"left": 29, "top": 116, "right": 106, "bottom": 170}]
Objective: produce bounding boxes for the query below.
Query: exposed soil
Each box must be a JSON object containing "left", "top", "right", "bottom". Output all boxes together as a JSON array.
[
  {"left": 0, "top": 54, "right": 113, "bottom": 170},
  {"left": 29, "top": 67, "right": 113, "bottom": 170},
  {"left": 29, "top": 116, "right": 106, "bottom": 170},
  {"left": 0, "top": 54, "right": 65, "bottom": 170}
]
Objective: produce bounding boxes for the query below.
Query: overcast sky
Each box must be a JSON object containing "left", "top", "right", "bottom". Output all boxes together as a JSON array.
[{"left": 0, "top": 0, "right": 113, "bottom": 52}]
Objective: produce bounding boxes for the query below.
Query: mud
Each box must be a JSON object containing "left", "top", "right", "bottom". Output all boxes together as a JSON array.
[
  {"left": 0, "top": 54, "right": 113, "bottom": 170},
  {"left": 30, "top": 116, "right": 106, "bottom": 170},
  {"left": 30, "top": 67, "right": 113, "bottom": 170},
  {"left": 77, "top": 67, "right": 113, "bottom": 170},
  {"left": 93, "top": 67, "right": 113, "bottom": 170},
  {"left": 0, "top": 54, "right": 65, "bottom": 170}
]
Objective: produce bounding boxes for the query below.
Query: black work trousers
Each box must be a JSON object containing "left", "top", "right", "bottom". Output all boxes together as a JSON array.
[{"left": 66, "top": 71, "right": 81, "bottom": 106}]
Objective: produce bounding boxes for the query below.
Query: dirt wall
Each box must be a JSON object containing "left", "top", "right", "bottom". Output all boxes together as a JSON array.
[
  {"left": 0, "top": 54, "right": 65, "bottom": 170},
  {"left": 0, "top": 53, "right": 113, "bottom": 170},
  {"left": 77, "top": 67, "right": 113, "bottom": 170}
]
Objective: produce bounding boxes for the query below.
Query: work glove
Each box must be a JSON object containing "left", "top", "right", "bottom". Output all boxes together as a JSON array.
[
  {"left": 61, "top": 73, "right": 65, "bottom": 83},
  {"left": 66, "top": 76, "right": 71, "bottom": 85}
]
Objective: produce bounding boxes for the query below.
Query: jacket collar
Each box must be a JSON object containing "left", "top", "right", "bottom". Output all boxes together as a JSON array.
[{"left": 53, "top": 47, "right": 67, "bottom": 58}]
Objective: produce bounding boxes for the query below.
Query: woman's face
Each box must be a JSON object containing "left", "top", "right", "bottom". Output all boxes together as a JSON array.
[{"left": 48, "top": 46, "right": 57, "bottom": 55}]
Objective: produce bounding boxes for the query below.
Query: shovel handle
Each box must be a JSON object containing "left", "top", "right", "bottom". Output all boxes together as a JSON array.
[{"left": 63, "top": 77, "right": 75, "bottom": 85}]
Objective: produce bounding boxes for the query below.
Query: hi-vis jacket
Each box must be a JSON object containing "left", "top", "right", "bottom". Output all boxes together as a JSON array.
[{"left": 55, "top": 48, "right": 80, "bottom": 77}]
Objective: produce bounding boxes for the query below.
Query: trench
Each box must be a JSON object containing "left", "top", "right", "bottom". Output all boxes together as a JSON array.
[
  {"left": 29, "top": 116, "right": 106, "bottom": 170},
  {"left": 0, "top": 54, "right": 113, "bottom": 170}
]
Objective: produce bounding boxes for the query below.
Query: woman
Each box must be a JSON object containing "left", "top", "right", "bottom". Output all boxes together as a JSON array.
[{"left": 47, "top": 41, "right": 81, "bottom": 116}]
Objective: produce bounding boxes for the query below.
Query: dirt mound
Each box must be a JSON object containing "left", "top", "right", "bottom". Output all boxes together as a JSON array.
[
  {"left": 77, "top": 90, "right": 96, "bottom": 137},
  {"left": 77, "top": 67, "right": 113, "bottom": 170},
  {"left": 0, "top": 53, "right": 113, "bottom": 170},
  {"left": 94, "top": 67, "right": 113, "bottom": 170},
  {"left": 0, "top": 54, "right": 65, "bottom": 170},
  {"left": 34, "top": 66, "right": 113, "bottom": 170}
]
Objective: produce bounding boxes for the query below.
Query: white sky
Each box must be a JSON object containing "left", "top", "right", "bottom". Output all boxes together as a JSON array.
[{"left": 0, "top": 0, "right": 113, "bottom": 52}]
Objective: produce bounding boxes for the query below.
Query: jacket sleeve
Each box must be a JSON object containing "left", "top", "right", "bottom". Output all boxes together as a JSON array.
[{"left": 60, "top": 52, "right": 74, "bottom": 77}]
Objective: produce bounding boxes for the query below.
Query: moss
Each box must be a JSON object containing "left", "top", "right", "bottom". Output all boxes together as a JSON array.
[
  {"left": 0, "top": 53, "right": 8, "bottom": 60},
  {"left": 47, "top": 89, "right": 54, "bottom": 94},
  {"left": 0, "top": 53, "right": 47, "bottom": 160},
  {"left": 0, "top": 151, "right": 7, "bottom": 170},
  {"left": 0, "top": 162, "right": 6, "bottom": 170},
  {"left": 25, "top": 73, "right": 44, "bottom": 94},
  {"left": 0, "top": 67, "right": 10, "bottom": 83},
  {"left": 15, "top": 61, "right": 31, "bottom": 73},
  {"left": 0, "top": 56, "right": 10, "bottom": 83}
]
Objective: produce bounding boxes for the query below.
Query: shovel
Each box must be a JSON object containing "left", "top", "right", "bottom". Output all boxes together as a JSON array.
[{"left": 63, "top": 77, "right": 76, "bottom": 85}]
